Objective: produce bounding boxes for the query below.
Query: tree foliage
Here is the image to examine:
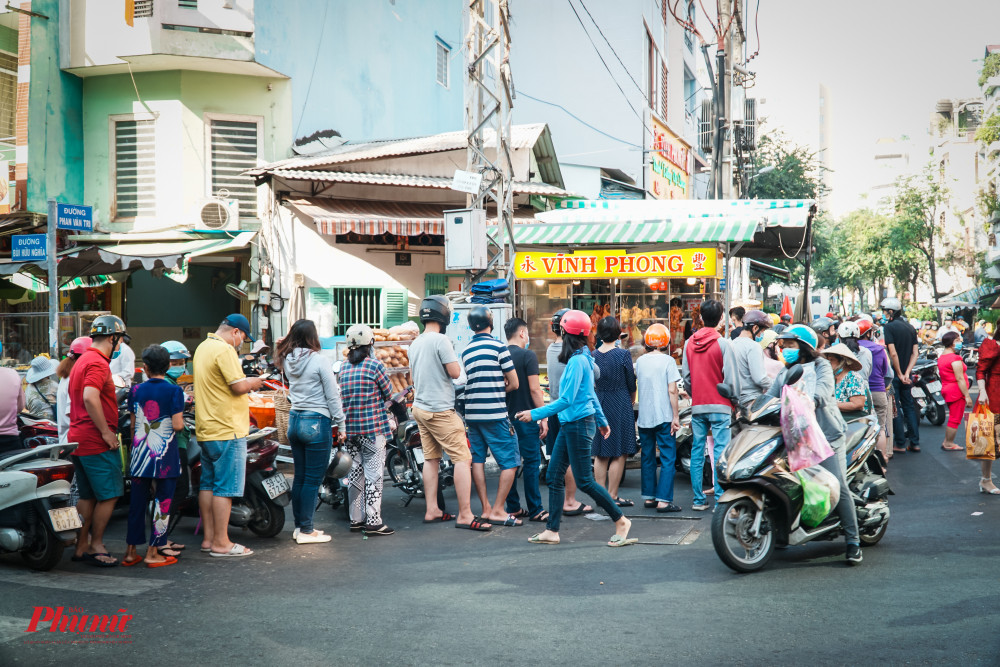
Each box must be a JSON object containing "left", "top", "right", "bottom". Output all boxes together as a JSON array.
[
  {"left": 887, "top": 165, "right": 949, "bottom": 300},
  {"left": 975, "top": 113, "right": 1000, "bottom": 146},
  {"left": 979, "top": 52, "right": 1000, "bottom": 88},
  {"left": 750, "top": 130, "right": 828, "bottom": 201}
]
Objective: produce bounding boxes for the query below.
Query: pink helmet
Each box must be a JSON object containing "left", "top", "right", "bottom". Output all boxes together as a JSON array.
[
  {"left": 560, "top": 310, "right": 592, "bottom": 336},
  {"left": 69, "top": 336, "right": 92, "bottom": 355}
]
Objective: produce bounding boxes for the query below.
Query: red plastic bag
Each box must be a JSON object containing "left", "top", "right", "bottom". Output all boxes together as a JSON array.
[{"left": 780, "top": 383, "right": 835, "bottom": 471}]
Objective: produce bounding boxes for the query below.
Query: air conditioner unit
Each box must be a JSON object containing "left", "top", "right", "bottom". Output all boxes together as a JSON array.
[
  {"left": 742, "top": 98, "right": 758, "bottom": 151},
  {"left": 699, "top": 99, "right": 713, "bottom": 154},
  {"left": 191, "top": 198, "right": 240, "bottom": 232}
]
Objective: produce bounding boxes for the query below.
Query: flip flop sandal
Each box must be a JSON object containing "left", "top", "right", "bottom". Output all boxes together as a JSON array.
[
  {"left": 147, "top": 556, "right": 178, "bottom": 568},
  {"left": 644, "top": 500, "right": 657, "bottom": 508},
  {"left": 422, "top": 513, "right": 455, "bottom": 523},
  {"left": 563, "top": 504, "right": 592, "bottom": 516},
  {"left": 509, "top": 509, "right": 528, "bottom": 519},
  {"left": 941, "top": 444, "right": 963, "bottom": 451},
  {"left": 529, "top": 511, "right": 549, "bottom": 522},
  {"left": 209, "top": 543, "right": 254, "bottom": 558},
  {"left": 456, "top": 518, "right": 492, "bottom": 532},
  {"left": 349, "top": 522, "right": 365, "bottom": 532},
  {"left": 615, "top": 497, "right": 635, "bottom": 508},
  {"left": 491, "top": 514, "right": 523, "bottom": 527},
  {"left": 88, "top": 552, "right": 119, "bottom": 568},
  {"left": 160, "top": 548, "right": 183, "bottom": 558},
  {"left": 121, "top": 555, "right": 144, "bottom": 567},
  {"left": 528, "top": 533, "right": 559, "bottom": 545},
  {"left": 656, "top": 503, "right": 683, "bottom": 513},
  {"left": 165, "top": 542, "right": 186, "bottom": 551},
  {"left": 200, "top": 546, "right": 212, "bottom": 553},
  {"left": 607, "top": 535, "right": 638, "bottom": 547},
  {"left": 908, "top": 445, "right": 921, "bottom": 453},
  {"left": 363, "top": 524, "right": 395, "bottom": 536},
  {"left": 71, "top": 553, "right": 94, "bottom": 563}
]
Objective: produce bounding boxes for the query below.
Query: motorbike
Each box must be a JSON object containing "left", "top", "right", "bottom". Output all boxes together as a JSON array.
[
  {"left": 910, "top": 357, "right": 947, "bottom": 426},
  {"left": 710, "top": 366, "right": 891, "bottom": 573},
  {"left": 385, "top": 386, "right": 454, "bottom": 508},
  {"left": 165, "top": 416, "right": 290, "bottom": 538},
  {"left": 0, "top": 442, "right": 81, "bottom": 570},
  {"left": 18, "top": 413, "right": 59, "bottom": 449}
]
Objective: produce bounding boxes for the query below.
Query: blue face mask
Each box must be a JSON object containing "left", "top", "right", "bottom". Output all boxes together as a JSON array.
[
  {"left": 755, "top": 336, "right": 762, "bottom": 343},
  {"left": 782, "top": 348, "right": 800, "bottom": 364},
  {"left": 167, "top": 366, "right": 185, "bottom": 379},
  {"left": 111, "top": 348, "right": 121, "bottom": 360},
  {"left": 955, "top": 341, "right": 963, "bottom": 351}
]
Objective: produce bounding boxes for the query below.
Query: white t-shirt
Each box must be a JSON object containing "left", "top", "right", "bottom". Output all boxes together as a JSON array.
[
  {"left": 109, "top": 342, "right": 136, "bottom": 385},
  {"left": 635, "top": 352, "right": 682, "bottom": 428},
  {"left": 56, "top": 377, "right": 71, "bottom": 446}
]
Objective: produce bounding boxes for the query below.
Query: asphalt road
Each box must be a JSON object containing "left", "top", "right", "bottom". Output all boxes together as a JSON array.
[{"left": 1, "top": 419, "right": 999, "bottom": 666}]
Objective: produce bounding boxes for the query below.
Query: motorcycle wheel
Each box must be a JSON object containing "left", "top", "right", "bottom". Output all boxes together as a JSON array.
[
  {"left": 859, "top": 518, "right": 889, "bottom": 546},
  {"left": 21, "top": 524, "right": 64, "bottom": 571},
  {"left": 711, "top": 498, "right": 774, "bottom": 573},
  {"left": 386, "top": 449, "right": 409, "bottom": 484},
  {"left": 247, "top": 495, "right": 286, "bottom": 538},
  {"left": 927, "top": 397, "right": 946, "bottom": 427}
]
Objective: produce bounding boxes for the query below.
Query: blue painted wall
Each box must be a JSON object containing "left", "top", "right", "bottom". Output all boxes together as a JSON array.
[
  {"left": 254, "top": 0, "right": 463, "bottom": 143},
  {"left": 27, "top": 0, "right": 84, "bottom": 213}
]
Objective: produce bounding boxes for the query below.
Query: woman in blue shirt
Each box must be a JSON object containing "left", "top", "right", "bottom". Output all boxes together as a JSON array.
[{"left": 516, "top": 310, "right": 636, "bottom": 547}]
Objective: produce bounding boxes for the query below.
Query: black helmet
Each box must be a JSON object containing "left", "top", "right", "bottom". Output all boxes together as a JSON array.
[
  {"left": 90, "top": 315, "right": 129, "bottom": 342},
  {"left": 419, "top": 295, "right": 452, "bottom": 330},
  {"left": 467, "top": 305, "right": 493, "bottom": 332},
  {"left": 551, "top": 308, "right": 570, "bottom": 334}
]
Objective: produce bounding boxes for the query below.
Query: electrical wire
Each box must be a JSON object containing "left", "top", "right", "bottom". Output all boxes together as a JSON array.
[
  {"left": 293, "top": 1, "right": 331, "bottom": 141},
  {"left": 746, "top": 0, "right": 761, "bottom": 63},
  {"left": 518, "top": 91, "right": 641, "bottom": 148},
  {"left": 576, "top": 0, "right": 645, "bottom": 98}
]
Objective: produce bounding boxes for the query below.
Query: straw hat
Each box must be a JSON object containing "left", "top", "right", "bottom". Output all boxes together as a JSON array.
[
  {"left": 26, "top": 356, "right": 58, "bottom": 383},
  {"left": 823, "top": 343, "right": 862, "bottom": 372}
]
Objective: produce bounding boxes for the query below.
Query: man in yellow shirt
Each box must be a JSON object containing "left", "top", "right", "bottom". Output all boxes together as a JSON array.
[{"left": 193, "top": 314, "right": 265, "bottom": 558}]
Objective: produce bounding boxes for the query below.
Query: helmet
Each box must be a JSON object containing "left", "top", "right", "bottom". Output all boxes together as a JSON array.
[
  {"left": 880, "top": 297, "right": 902, "bottom": 313},
  {"left": 780, "top": 314, "right": 792, "bottom": 322},
  {"left": 419, "top": 295, "right": 452, "bottom": 328},
  {"left": 837, "top": 321, "right": 860, "bottom": 339},
  {"left": 644, "top": 323, "right": 669, "bottom": 348},
  {"left": 560, "top": 310, "right": 592, "bottom": 336},
  {"left": 326, "top": 449, "right": 353, "bottom": 478},
  {"left": 743, "top": 310, "right": 772, "bottom": 329},
  {"left": 161, "top": 340, "right": 191, "bottom": 360},
  {"left": 345, "top": 324, "right": 375, "bottom": 348},
  {"left": 856, "top": 319, "right": 874, "bottom": 338},
  {"left": 809, "top": 316, "right": 834, "bottom": 335},
  {"left": 90, "top": 314, "right": 127, "bottom": 338},
  {"left": 69, "top": 336, "right": 93, "bottom": 356},
  {"left": 467, "top": 305, "right": 493, "bottom": 332},
  {"left": 777, "top": 323, "right": 818, "bottom": 351},
  {"left": 551, "top": 308, "right": 570, "bottom": 334},
  {"left": 769, "top": 313, "right": 780, "bottom": 326}
]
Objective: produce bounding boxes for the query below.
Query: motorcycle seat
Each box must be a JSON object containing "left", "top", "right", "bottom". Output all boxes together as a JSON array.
[{"left": 844, "top": 419, "right": 870, "bottom": 451}]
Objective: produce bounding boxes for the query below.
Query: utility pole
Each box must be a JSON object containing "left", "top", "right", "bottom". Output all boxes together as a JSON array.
[{"left": 462, "top": 0, "right": 515, "bottom": 291}]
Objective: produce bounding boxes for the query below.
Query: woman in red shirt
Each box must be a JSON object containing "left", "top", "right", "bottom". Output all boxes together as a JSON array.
[
  {"left": 937, "top": 332, "right": 971, "bottom": 451},
  {"left": 975, "top": 327, "right": 1000, "bottom": 494}
]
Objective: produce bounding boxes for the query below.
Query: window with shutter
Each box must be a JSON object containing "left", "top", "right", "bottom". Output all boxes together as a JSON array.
[
  {"left": 179, "top": 0, "right": 198, "bottom": 8},
  {"left": 134, "top": 0, "right": 154, "bottom": 17},
  {"left": 209, "top": 118, "right": 259, "bottom": 217},
  {"left": 114, "top": 118, "right": 157, "bottom": 219},
  {"left": 0, "top": 50, "right": 16, "bottom": 141},
  {"left": 436, "top": 42, "right": 450, "bottom": 88},
  {"left": 383, "top": 289, "right": 408, "bottom": 328},
  {"left": 661, "top": 61, "right": 668, "bottom": 122},
  {"left": 424, "top": 273, "right": 451, "bottom": 296}
]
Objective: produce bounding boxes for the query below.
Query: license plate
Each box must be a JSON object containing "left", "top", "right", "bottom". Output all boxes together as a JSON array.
[
  {"left": 926, "top": 381, "right": 942, "bottom": 393},
  {"left": 413, "top": 447, "right": 425, "bottom": 464},
  {"left": 48, "top": 507, "right": 82, "bottom": 532},
  {"left": 262, "top": 473, "right": 290, "bottom": 499}
]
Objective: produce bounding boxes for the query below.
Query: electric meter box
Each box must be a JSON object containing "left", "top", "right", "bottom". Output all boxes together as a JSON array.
[{"left": 444, "top": 208, "right": 487, "bottom": 270}]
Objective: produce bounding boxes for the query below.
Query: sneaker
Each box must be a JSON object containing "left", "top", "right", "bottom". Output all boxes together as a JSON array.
[
  {"left": 692, "top": 503, "right": 710, "bottom": 511},
  {"left": 296, "top": 530, "right": 332, "bottom": 544},
  {"left": 846, "top": 544, "right": 863, "bottom": 564},
  {"left": 292, "top": 528, "right": 299, "bottom": 540}
]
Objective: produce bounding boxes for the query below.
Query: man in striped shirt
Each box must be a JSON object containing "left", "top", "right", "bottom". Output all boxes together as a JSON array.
[{"left": 461, "top": 306, "right": 522, "bottom": 527}]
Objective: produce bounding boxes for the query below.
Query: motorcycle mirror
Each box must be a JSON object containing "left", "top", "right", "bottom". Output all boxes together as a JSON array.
[
  {"left": 332, "top": 360, "right": 343, "bottom": 374},
  {"left": 786, "top": 364, "right": 804, "bottom": 385},
  {"left": 717, "top": 383, "right": 734, "bottom": 400}
]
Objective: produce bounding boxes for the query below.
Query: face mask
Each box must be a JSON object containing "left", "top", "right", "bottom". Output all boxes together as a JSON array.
[
  {"left": 955, "top": 341, "right": 963, "bottom": 351},
  {"left": 167, "top": 366, "right": 185, "bottom": 379},
  {"left": 111, "top": 348, "right": 121, "bottom": 360},
  {"left": 834, "top": 365, "right": 845, "bottom": 375},
  {"left": 755, "top": 336, "right": 762, "bottom": 343},
  {"left": 782, "top": 349, "right": 800, "bottom": 364},
  {"left": 524, "top": 334, "right": 530, "bottom": 348}
]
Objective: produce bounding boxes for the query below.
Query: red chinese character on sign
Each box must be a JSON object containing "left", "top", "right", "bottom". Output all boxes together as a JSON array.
[
  {"left": 691, "top": 251, "right": 707, "bottom": 271},
  {"left": 519, "top": 255, "right": 536, "bottom": 273}
]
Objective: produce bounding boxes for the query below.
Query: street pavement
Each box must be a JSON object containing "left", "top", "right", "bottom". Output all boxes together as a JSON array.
[{"left": 1, "top": 420, "right": 999, "bottom": 666}]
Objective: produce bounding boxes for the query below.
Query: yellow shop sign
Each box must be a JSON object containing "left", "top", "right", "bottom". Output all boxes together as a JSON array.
[{"left": 514, "top": 249, "right": 718, "bottom": 280}]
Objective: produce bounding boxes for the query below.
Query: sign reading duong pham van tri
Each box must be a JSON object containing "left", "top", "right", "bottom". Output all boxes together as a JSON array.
[{"left": 513, "top": 249, "right": 718, "bottom": 280}]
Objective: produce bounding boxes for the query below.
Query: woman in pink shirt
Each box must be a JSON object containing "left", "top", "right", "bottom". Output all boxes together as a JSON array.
[
  {"left": 0, "top": 354, "right": 25, "bottom": 452},
  {"left": 937, "top": 331, "right": 971, "bottom": 451}
]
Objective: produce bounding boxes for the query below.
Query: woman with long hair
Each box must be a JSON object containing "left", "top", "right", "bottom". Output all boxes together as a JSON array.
[
  {"left": 974, "top": 326, "right": 1000, "bottom": 494},
  {"left": 590, "top": 316, "right": 637, "bottom": 506},
  {"left": 516, "top": 310, "right": 636, "bottom": 547},
  {"left": 339, "top": 324, "right": 394, "bottom": 536},
  {"left": 56, "top": 337, "right": 92, "bottom": 447},
  {"left": 276, "top": 319, "right": 346, "bottom": 544}
]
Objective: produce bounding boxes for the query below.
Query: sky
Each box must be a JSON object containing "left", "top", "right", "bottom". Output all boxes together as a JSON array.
[{"left": 748, "top": 0, "right": 1000, "bottom": 217}]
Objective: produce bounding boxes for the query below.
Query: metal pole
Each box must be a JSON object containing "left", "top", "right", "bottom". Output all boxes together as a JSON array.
[
  {"left": 801, "top": 214, "right": 814, "bottom": 322},
  {"left": 46, "top": 198, "right": 57, "bottom": 357}
]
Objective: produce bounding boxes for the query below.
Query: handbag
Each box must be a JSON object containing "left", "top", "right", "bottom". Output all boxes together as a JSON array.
[{"left": 966, "top": 404, "right": 996, "bottom": 460}]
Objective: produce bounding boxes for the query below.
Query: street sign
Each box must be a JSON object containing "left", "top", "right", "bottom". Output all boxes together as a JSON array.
[
  {"left": 451, "top": 169, "right": 483, "bottom": 195},
  {"left": 11, "top": 234, "right": 46, "bottom": 261},
  {"left": 55, "top": 203, "right": 93, "bottom": 232}
]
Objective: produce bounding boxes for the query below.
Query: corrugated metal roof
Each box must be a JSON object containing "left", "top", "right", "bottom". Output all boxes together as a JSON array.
[{"left": 270, "top": 169, "right": 572, "bottom": 197}]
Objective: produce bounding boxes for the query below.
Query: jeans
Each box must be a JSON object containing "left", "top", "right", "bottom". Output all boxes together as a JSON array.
[
  {"left": 691, "top": 412, "right": 731, "bottom": 504},
  {"left": 545, "top": 417, "right": 623, "bottom": 532},
  {"left": 639, "top": 423, "right": 677, "bottom": 503},
  {"left": 505, "top": 420, "right": 544, "bottom": 517},
  {"left": 127, "top": 477, "right": 177, "bottom": 547},
  {"left": 892, "top": 378, "right": 920, "bottom": 448},
  {"left": 820, "top": 437, "right": 860, "bottom": 545},
  {"left": 199, "top": 438, "right": 247, "bottom": 498},
  {"left": 288, "top": 411, "right": 332, "bottom": 533}
]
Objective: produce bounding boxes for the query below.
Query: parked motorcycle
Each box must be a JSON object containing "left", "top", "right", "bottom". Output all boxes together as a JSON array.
[
  {"left": 0, "top": 442, "right": 80, "bottom": 570},
  {"left": 910, "top": 358, "right": 947, "bottom": 426},
  {"left": 385, "top": 387, "right": 453, "bottom": 508},
  {"left": 711, "top": 368, "right": 891, "bottom": 573},
  {"left": 18, "top": 413, "right": 59, "bottom": 450}
]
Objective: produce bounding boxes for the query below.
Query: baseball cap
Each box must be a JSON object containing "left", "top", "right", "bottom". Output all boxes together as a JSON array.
[{"left": 223, "top": 313, "right": 255, "bottom": 342}]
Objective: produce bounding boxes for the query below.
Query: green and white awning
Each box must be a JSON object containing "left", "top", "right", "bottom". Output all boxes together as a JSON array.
[
  {"left": 549, "top": 198, "right": 813, "bottom": 228},
  {"left": 494, "top": 217, "right": 761, "bottom": 246},
  {"left": 8, "top": 272, "right": 126, "bottom": 293}
]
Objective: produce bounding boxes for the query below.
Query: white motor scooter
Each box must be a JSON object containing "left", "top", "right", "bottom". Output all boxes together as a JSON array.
[{"left": 0, "top": 442, "right": 81, "bottom": 570}]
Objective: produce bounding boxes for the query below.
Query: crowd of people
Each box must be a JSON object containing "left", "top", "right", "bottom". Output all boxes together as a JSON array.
[{"left": 3, "top": 289, "right": 995, "bottom": 568}]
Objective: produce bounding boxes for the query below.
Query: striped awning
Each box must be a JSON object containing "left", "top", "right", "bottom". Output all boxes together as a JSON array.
[
  {"left": 492, "top": 218, "right": 761, "bottom": 246},
  {"left": 8, "top": 272, "right": 126, "bottom": 293},
  {"left": 286, "top": 198, "right": 537, "bottom": 237},
  {"left": 542, "top": 198, "right": 813, "bottom": 228}
]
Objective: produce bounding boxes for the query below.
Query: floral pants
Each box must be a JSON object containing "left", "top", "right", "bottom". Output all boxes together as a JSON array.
[{"left": 346, "top": 434, "right": 386, "bottom": 526}]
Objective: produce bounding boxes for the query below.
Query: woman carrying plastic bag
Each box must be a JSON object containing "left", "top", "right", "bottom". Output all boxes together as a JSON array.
[
  {"left": 797, "top": 465, "right": 841, "bottom": 528},
  {"left": 764, "top": 325, "right": 862, "bottom": 564},
  {"left": 974, "top": 327, "right": 1000, "bottom": 494}
]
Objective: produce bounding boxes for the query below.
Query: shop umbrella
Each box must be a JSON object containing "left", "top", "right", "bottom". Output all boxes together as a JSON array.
[{"left": 780, "top": 295, "right": 793, "bottom": 320}]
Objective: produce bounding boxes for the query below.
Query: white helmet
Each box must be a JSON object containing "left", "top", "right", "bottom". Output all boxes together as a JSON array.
[
  {"left": 345, "top": 324, "right": 374, "bottom": 348},
  {"left": 837, "top": 321, "right": 860, "bottom": 339},
  {"left": 880, "top": 297, "right": 902, "bottom": 312}
]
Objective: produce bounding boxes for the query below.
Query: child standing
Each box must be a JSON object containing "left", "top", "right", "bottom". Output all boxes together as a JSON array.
[
  {"left": 636, "top": 324, "right": 683, "bottom": 512},
  {"left": 122, "top": 345, "right": 185, "bottom": 568}
]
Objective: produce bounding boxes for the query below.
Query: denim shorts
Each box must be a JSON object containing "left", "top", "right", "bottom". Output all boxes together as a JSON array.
[
  {"left": 467, "top": 419, "right": 521, "bottom": 470},
  {"left": 72, "top": 450, "right": 125, "bottom": 502},
  {"left": 199, "top": 438, "right": 247, "bottom": 498}
]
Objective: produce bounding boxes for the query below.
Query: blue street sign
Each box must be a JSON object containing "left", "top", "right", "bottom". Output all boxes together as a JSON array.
[
  {"left": 55, "top": 203, "right": 93, "bottom": 232},
  {"left": 11, "top": 234, "right": 46, "bottom": 261}
]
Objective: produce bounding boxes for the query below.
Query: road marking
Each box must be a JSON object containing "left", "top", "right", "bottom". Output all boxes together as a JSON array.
[
  {"left": 0, "top": 568, "right": 168, "bottom": 596},
  {"left": 0, "top": 615, "right": 26, "bottom": 643}
]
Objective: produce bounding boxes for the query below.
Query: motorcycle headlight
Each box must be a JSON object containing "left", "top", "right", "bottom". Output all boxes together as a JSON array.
[{"left": 728, "top": 438, "right": 782, "bottom": 481}]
